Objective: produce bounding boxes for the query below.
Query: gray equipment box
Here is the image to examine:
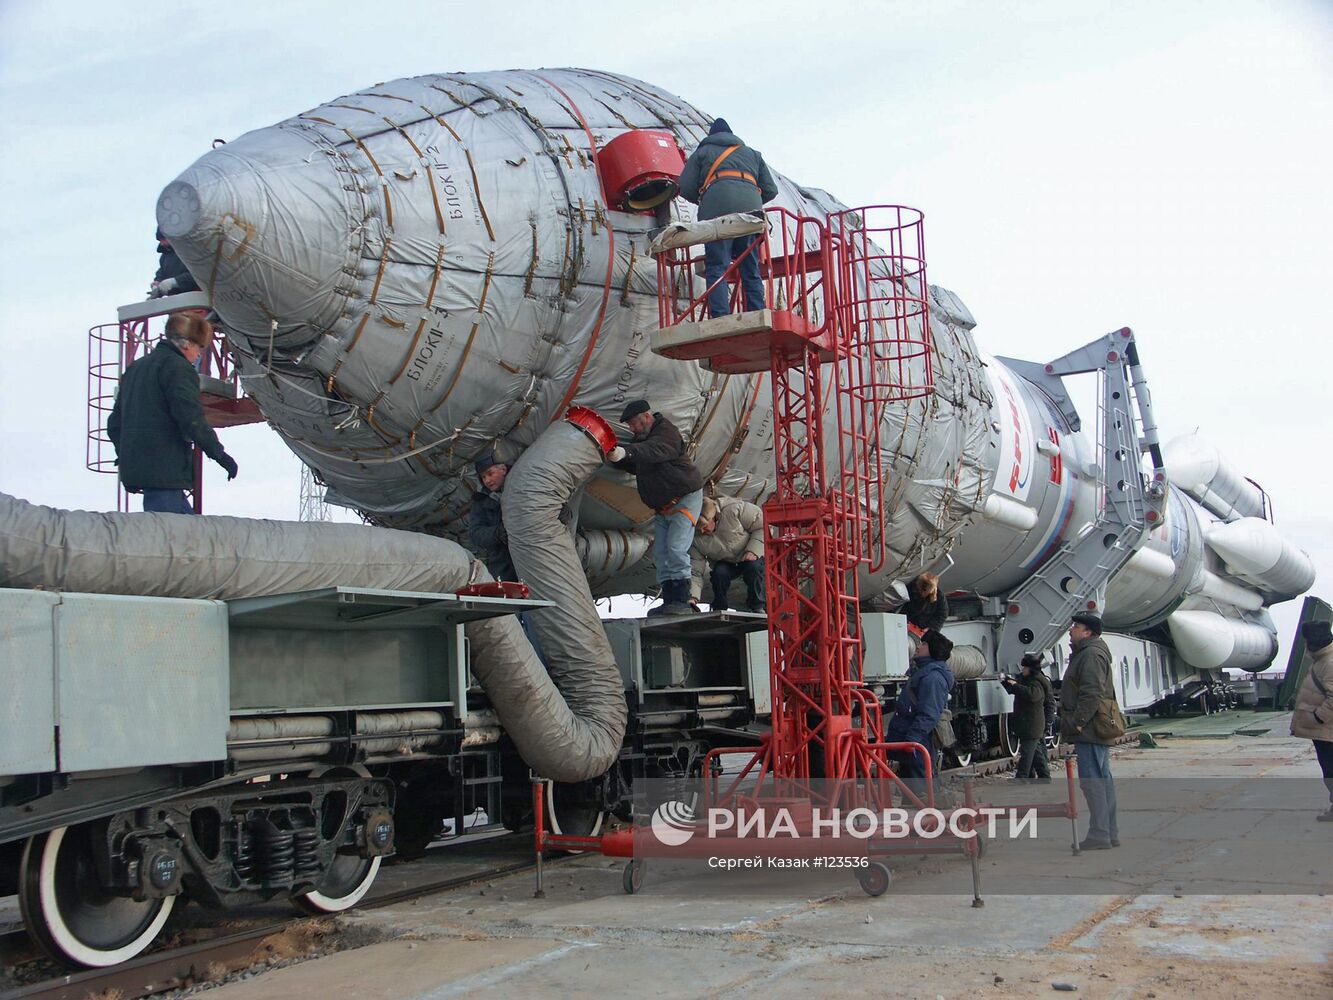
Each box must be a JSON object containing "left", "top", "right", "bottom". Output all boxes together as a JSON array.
[
  {"left": 860, "top": 612, "right": 911, "bottom": 680},
  {"left": 0, "top": 589, "right": 232, "bottom": 775},
  {"left": 226, "top": 587, "right": 549, "bottom": 715}
]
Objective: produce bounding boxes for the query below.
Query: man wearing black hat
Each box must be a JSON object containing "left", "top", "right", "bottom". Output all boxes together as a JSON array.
[
  {"left": 149, "top": 227, "right": 200, "bottom": 298},
  {"left": 1001, "top": 653, "right": 1054, "bottom": 783},
  {"left": 1061, "top": 612, "right": 1120, "bottom": 849},
  {"left": 886, "top": 628, "right": 956, "bottom": 800},
  {"left": 607, "top": 400, "right": 704, "bottom": 616},
  {"left": 1291, "top": 619, "right": 1333, "bottom": 821},
  {"left": 676, "top": 119, "right": 780, "bottom": 318},
  {"left": 469, "top": 452, "right": 516, "bottom": 581}
]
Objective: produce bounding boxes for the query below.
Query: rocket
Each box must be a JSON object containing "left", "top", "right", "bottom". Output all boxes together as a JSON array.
[{"left": 157, "top": 68, "right": 1313, "bottom": 670}]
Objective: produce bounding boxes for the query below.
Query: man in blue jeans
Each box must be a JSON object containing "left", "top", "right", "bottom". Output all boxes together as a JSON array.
[
  {"left": 607, "top": 400, "right": 703, "bottom": 616},
  {"left": 107, "top": 313, "right": 238, "bottom": 513},
  {"left": 1060, "top": 612, "right": 1121, "bottom": 850},
  {"left": 677, "top": 118, "right": 779, "bottom": 318}
]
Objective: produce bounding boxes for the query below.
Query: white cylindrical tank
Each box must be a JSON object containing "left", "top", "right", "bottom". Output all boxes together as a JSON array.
[
  {"left": 1205, "top": 517, "right": 1316, "bottom": 597},
  {"left": 1166, "top": 609, "right": 1278, "bottom": 671},
  {"left": 1162, "top": 434, "right": 1267, "bottom": 521}
]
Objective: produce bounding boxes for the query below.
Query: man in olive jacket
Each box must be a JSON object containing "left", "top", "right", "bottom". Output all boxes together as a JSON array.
[
  {"left": 607, "top": 400, "right": 704, "bottom": 616},
  {"left": 1060, "top": 612, "right": 1120, "bottom": 849},
  {"left": 690, "top": 494, "right": 766, "bottom": 612},
  {"left": 677, "top": 118, "right": 779, "bottom": 318},
  {"left": 1002, "top": 653, "right": 1053, "bottom": 782},
  {"left": 107, "top": 313, "right": 238, "bottom": 513}
]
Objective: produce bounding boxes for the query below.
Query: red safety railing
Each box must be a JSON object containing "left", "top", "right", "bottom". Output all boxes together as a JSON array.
[
  {"left": 828, "top": 205, "right": 933, "bottom": 574},
  {"left": 655, "top": 207, "right": 831, "bottom": 346}
]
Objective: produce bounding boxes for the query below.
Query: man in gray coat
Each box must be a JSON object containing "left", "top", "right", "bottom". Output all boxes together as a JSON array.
[
  {"left": 1060, "top": 612, "right": 1120, "bottom": 850},
  {"left": 677, "top": 119, "right": 779, "bottom": 318}
]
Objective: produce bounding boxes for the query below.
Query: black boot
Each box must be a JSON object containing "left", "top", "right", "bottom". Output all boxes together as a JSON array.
[
  {"left": 647, "top": 583, "right": 670, "bottom": 617},
  {"left": 659, "top": 579, "right": 694, "bottom": 616}
]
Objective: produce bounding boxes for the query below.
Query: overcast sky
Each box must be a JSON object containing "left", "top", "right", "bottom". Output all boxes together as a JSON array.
[{"left": 1, "top": 0, "right": 1329, "bottom": 658}]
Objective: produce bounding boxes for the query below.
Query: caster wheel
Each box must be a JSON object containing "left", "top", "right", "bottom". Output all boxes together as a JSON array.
[
  {"left": 622, "top": 860, "right": 646, "bottom": 895},
  {"left": 856, "top": 862, "right": 891, "bottom": 897}
]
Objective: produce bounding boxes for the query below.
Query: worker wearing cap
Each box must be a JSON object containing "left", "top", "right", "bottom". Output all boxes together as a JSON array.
[
  {"left": 677, "top": 118, "right": 779, "bottom": 318},
  {"left": 689, "top": 494, "right": 766, "bottom": 612},
  {"left": 469, "top": 452, "right": 517, "bottom": 581},
  {"left": 886, "top": 627, "right": 956, "bottom": 800},
  {"left": 606, "top": 400, "right": 703, "bottom": 616},
  {"left": 1061, "top": 612, "right": 1120, "bottom": 849}
]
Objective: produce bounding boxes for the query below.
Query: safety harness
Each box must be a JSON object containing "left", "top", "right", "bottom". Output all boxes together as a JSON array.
[{"left": 699, "top": 145, "right": 757, "bottom": 196}]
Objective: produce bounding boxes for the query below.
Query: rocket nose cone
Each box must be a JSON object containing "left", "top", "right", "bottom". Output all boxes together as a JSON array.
[{"left": 155, "top": 129, "right": 359, "bottom": 346}]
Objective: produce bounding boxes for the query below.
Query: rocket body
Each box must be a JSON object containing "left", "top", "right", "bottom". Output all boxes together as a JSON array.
[{"left": 159, "top": 68, "right": 1310, "bottom": 669}]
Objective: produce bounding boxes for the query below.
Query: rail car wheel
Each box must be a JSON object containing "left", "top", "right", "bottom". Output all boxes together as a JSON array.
[
  {"left": 292, "top": 854, "right": 382, "bottom": 914},
  {"left": 544, "top": 780, "right": 607, "bottom": 850},
  {"left": 18, "top": 825, "right": 176, "bottom": 968},
  {"left": 998, "top": 714, "right": 1021, "bottom": 758},
  {"left": 856, "top": 862, "right": 892, "bottom": 897}
]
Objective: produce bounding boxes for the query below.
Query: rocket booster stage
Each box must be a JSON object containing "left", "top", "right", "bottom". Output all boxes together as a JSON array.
[{"left": 158, "top": 68, "right": 1312, "bottom": 669}]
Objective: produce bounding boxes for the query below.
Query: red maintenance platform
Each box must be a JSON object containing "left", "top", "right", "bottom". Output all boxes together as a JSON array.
[{"left": 531, "top": 205, "right": 1071, "bottom": 900}]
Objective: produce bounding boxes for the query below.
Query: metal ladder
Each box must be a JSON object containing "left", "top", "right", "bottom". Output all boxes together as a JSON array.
[{"left": 993, "top": 328, "right": 1168, "bottom": 670}]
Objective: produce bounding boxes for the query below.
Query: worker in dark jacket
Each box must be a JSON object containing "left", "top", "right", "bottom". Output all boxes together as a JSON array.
[
  {"left": 607, "top": 400, "right": 704, "bottom": 616},
  {"left": 1060, "top": 612, "right": 1120, "bottom": 850},
  {"left": 1002, "top": 653, "right": 1053, "bottom": 783},
  {"left": 886, "top": 628, "right": 956, "bottom": 800},
  {"left": 677, "top": 119, "right": 779, "bottom": 318},
  {"left": 900, "top": 572, "right": 949, "bottom": 630},
  {"left": 107, "top": 313, "right": 237, "bottom": 513},
  {"left": 150, "top": 228, "right": 200, "bottom": 298},
  {"left": 468, "top": 453, "right": 517, "bottom": 581}
]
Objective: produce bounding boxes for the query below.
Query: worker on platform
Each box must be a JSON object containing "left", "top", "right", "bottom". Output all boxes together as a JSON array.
[
  {"left": 1290, "top": 620, "right": 1333, "bottom": 822},
  {"left": 149, "top": 227, "right": 201, "bottom": 298},
  {"left": 1001, "top": 653, "right": 1054, "bottom": 783},
  {"left": 468, "top": 453, "right": 517, "bottom": 582},
  {"left": 886, "top": 627, "right": 956, "bottom": 801},
  {"left": 1061, "top": 612, "right": 1121, "bottom": 850},
  {"left": 677, "top": 119, "right": 779, "bottom": 319},
  {"left": 107, "top": 313, "right": 238, "bottom": 514},
  {"left": 689, "top": 494, "right": 766, "bottom": 612},
  {"left": 900, "top": 571, "right": 949, "bottom": 631},
  {"left": 606, "top": 400, "right": 704, "bottom": 616}
]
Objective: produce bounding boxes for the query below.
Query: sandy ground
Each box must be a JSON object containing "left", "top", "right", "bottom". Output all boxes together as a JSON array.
[{"left": 177, "top": 729, "right": 1331, "bottom": 1000}]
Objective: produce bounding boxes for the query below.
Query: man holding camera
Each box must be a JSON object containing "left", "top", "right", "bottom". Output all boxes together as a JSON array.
[{"left": 1000, "top": 653, "right": 1054, "bottom": 783}]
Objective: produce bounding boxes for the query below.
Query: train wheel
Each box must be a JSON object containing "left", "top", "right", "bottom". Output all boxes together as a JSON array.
[
  {"left": 944, "top": 749, "right": 973, "bottom": 769},
  {"left": 545, "top": 780, "right": 606, "bottom": 849},
  {"left": 292, "top": 854, "right": 381, "bottom": 914},
  {"left": 856, "top": 862, "right": 892, "bottom": 897},
  {"left": 18, "top": 825, "right": 176, "bottom": 968},
  {"left": 998, "top": 714, "right": 1021, "bottom": 758}
]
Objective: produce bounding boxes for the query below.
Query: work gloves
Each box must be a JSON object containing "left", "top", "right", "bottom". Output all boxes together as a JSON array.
[
  {"left": 218, "top": 452, "right": 239, "bottom": 480},
  {"left": 606, "top": 445, "right": 626, "bottom": 463}
]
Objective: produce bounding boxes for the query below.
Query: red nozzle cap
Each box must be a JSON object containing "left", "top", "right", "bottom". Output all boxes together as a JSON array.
[{"left": 564, "top": 405, "right": 617, "bottom": 457}]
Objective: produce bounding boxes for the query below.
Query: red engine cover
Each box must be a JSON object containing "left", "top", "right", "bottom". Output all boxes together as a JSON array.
[{"left": 596, "top": 129, "right": 686, "bottom": 212}]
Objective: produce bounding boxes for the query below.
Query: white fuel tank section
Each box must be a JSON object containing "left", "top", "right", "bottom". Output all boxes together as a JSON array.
[
  {"left": 1166, "top": 610, "right": 1278, "bottom": 671},
  {"left": 1205, "top": 517, "right": 1316, "bottom": 597},
  {"left": 1162, "top": 434, "right": 1267, "bottom": 521},
  {"left": 1103, "top": 487, "right": 1206, "bottom": 631}
]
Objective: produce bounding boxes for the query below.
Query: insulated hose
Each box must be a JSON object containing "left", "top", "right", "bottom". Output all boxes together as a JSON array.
[{"left": 0, "top": 415, "right": 627, "bottom": 782}]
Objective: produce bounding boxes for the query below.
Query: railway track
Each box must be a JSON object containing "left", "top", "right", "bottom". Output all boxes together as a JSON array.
[{"left": 1, "top": 839, "right": 561, "bottom": 1000}]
